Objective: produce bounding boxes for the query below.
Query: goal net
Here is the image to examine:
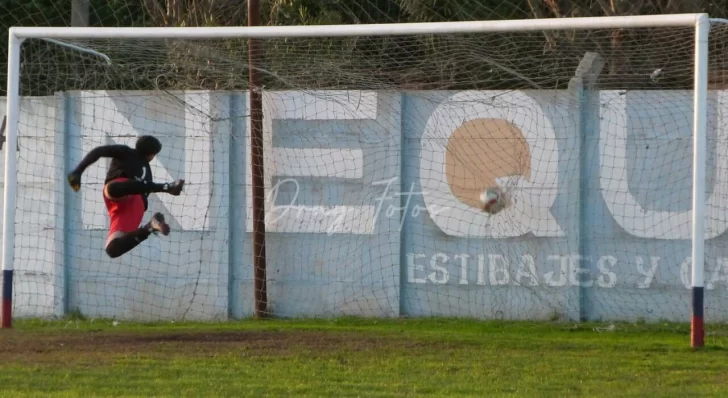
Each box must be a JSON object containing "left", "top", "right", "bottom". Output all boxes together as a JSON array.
[{"left": 4, "top": 17, "right": 728, "bottom": 334}]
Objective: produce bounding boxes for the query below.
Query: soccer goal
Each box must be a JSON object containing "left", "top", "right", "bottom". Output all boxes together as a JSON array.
[{"left": 2, "top": 14, "right": 727, "bottom": 348}]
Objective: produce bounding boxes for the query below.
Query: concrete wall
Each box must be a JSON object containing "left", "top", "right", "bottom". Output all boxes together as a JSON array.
[{"left": 2, "top": 86, "right": 728, "bottom": 322}]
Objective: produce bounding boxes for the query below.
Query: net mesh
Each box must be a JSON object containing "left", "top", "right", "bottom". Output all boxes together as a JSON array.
[{"left": 6, "top": 22, "right": 728, "bottom": 329}]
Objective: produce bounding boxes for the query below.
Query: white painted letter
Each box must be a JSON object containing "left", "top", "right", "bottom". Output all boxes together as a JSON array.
[
  {"left": 477, "top": 254, "right": 487, "bottom": 286},
  {"left": 420, "top": 91, "right": 563, "bottom": 238},
  {"left": 429, "top": 253, "right": 449, "bottom": 284},
  {"left": 455, "top": 254, "right": 470, "bottom": 285},
  {"left": 515, "top": 255, "right": 539, "bottom": 286},
  {"left": 596, "top": 256, "right": 617, "bottom": 288},
  {"left": 635, "top": 256, "right": 660, "bottom": 289},
  {"left": 407, "top": 253, "right": 427, "bottom": 284},
  {"left": 544, "top": 255, "right": 567, "bottom": 287},
  {"left": 489, "top": 254, "right": 510, "bottom": 286}
]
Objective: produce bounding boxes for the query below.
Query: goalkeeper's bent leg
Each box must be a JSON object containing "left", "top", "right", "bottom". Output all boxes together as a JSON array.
[
  {"left": 105, "top": 227, "right": 152, "bottom": 258},
  {"left": 104, "top": 213, "right": 170, "bottom": 258}
]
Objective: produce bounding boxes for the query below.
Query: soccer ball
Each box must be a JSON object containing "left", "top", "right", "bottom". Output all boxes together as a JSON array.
[{"left": 480, "top": 187, "right": 507, "bottom": 215}]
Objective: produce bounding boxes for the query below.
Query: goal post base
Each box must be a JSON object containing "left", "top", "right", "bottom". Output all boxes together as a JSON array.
[
  {"left": 691, "top": 286, "right": 704, "bottom": 348},
  {"left": 1, "top": 270, "right": 12, "bottom": 329}
]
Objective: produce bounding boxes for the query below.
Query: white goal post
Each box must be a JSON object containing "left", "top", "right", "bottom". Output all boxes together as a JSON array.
[{"left": 1, "top": 13, "right": 721, "bottom": 347}]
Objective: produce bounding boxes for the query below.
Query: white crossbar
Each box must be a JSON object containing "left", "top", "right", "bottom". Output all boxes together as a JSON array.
[{"left": 10, "top": 14, "right": 706, "bottom": 40}]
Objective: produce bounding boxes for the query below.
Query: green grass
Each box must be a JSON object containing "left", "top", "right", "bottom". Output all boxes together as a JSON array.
[{"left": 1, "top": 317, "right": 728, "bottom": 397}]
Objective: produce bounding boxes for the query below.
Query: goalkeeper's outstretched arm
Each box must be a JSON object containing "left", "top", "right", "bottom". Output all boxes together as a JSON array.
[
  {"left": 71, "top": 145, "right": 130, "bottom": 176},
  {"left": 67, "top": 145, "right": 132, "bottom": 192}
]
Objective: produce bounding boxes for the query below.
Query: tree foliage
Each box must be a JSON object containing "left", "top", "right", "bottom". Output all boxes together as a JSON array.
[{"left": 0, "top": 0, "right": 726, "bottom": 96}]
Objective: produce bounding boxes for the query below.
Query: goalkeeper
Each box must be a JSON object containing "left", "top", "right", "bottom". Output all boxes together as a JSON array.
[{"left": 67, "top": 135, "right": 185, "bottom": 259}]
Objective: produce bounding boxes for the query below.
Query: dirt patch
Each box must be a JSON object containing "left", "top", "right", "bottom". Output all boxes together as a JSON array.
[{"left": 0, "top": 329, "right": 437, "bottom": 365}]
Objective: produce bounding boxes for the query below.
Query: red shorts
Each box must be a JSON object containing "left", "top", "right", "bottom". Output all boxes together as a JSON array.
[{"left": 104, "top": 178, "right": 145, "bottom": 236}]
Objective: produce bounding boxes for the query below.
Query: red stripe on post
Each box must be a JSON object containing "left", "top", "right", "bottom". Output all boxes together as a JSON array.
[
  {"left": 691, "top": 316, "right": 704, "bottom": 348},
  {"left": 1, "top": 299, "right": 10, "bottom": 329}
]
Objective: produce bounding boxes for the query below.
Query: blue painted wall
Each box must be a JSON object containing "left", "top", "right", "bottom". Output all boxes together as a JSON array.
[{"left": 2, "top": 87, "right": 728, "bottom": 322}]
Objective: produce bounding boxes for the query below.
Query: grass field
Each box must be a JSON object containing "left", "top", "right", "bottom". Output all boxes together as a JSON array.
[{"left": 1, "top": 318, "right": 728, "bottom": 397}]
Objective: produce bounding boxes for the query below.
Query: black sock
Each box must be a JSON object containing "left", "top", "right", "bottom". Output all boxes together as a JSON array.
[
  {"left": 106, "top": 179, "right": 167, "bottom": 199},
  {"left": 105, "top": 227, "right": 153, "bottom": 258}
]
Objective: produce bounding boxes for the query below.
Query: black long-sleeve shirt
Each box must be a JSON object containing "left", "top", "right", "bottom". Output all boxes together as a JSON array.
[{"left": 73, "top": 144, "right": 154, "bottom": 209}]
